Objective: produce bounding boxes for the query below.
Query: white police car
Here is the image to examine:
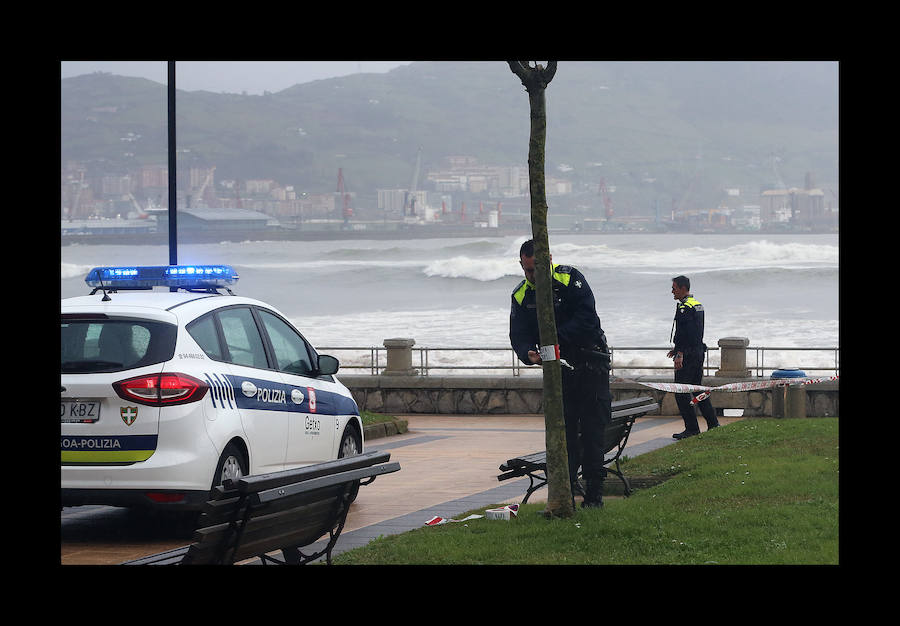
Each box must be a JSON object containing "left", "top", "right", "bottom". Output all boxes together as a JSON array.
[{"left": 61, "top": 264, "right": 364, "bottom": 511}]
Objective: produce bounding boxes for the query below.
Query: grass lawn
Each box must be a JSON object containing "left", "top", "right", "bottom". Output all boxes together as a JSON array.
[{"left": 333, "top": 418, "right": 839, "bottom": 565}]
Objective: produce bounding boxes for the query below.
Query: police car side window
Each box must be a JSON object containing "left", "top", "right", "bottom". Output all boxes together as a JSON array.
[
  {"left": 257, "top": 309, "right": 314, "bottom": 377},
  {"left": 218, "top": 307, "right": 269, "bottom": 370},
  {"left": 186, "top": 314, "right": 225, "bottom": 361}
]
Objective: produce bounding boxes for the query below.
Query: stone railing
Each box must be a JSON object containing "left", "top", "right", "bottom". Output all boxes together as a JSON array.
[{"left": 339, "top": 336, "right": 838, "bottom": 418}]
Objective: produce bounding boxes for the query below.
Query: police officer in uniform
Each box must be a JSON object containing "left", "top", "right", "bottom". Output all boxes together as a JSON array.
[
  {"left": 509, "top": 239, "right": 611, "bottom": 508},
  {"left": 667, "top": 275, "right": 719, "bottom": 439}
]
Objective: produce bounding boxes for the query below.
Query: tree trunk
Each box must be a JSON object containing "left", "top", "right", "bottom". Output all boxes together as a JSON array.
[{"left": 508, "top": 61, "right": 573, "bottom": 519}]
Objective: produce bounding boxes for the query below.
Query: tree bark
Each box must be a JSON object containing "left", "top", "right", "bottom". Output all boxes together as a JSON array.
[{"left": 507, "top": 61, "right": 573, "bottom": 518}]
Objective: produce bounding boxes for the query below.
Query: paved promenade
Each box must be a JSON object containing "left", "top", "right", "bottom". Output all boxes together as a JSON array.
[{"left": 60, "top": 413, "right": 739, "bottom": 565}]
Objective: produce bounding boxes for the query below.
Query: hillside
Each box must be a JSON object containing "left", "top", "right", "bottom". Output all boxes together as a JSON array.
[{"left": 61, "top": 61, "right": 838, "bottom": 214}]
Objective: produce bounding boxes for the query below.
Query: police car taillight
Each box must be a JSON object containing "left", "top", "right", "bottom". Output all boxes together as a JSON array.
[{"left": 113, "top": 373, "right": 209, "bottom": 407}]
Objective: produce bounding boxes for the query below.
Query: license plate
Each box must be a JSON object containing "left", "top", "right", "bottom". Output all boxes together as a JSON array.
[{"left": 61, "top": 399, "right": 101, "bottom": 424}]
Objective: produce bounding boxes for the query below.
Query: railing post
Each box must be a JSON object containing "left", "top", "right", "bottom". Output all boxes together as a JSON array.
[
  {"left": 715, "top": 337, "right": 751, "bottom": 377},
  {"left": 382, "top": 338, "right": 418, "bottom": 376}
]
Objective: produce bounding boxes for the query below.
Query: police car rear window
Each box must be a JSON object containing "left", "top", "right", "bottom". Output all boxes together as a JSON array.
[{"left": 61, "top": 317, "right": 177, "bottom": 373}]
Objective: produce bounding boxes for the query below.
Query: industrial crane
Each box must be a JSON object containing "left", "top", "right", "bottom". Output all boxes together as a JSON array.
[
  {"left": 126, "top": 193, "right": 146, "bottom": 217},
  {"left": 337, "top": 168, "right": 353, "bottom": 221},
  {"left": 195, "top": 166, "right": 215, "bottom": 208},
  {"left": 598, "top": 178, "right": 613, "bottom": 219}
]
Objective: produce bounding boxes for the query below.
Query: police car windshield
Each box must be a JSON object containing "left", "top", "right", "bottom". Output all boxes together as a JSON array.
[{"left": 61, "top": 318, "right": 177, "bottom": 373}]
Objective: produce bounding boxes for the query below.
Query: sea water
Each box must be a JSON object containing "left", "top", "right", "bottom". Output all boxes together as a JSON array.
[{"left": 60, "top": 233, "right": 839, "bottom": 374}]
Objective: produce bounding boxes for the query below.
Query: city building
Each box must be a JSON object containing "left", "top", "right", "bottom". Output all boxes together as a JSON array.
[
  {"left": 155, "top": 207, "right": 273, "bottom": 232},
  {"left": 61, "top": 155, "right": 837, "bottom": 233}
]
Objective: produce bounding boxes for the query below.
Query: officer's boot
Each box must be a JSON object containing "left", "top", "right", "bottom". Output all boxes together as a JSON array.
[
  {"left": 673, "top": 393, "right": 701, "bottom": 439},
  {"left": 698, "top": 397, "right": 719, "bottom": 430}
]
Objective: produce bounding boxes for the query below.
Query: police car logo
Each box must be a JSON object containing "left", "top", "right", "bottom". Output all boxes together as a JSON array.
[
  {"left": 120, "top": 406, "right": 138, "bottom": 426},
  {"left": 291, "top": 389, "right": 305, "bottom": 404}
]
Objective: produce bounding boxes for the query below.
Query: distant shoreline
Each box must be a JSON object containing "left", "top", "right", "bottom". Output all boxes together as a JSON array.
[{"left": 59, "top": 226, "right": 838, "bottom": 246}]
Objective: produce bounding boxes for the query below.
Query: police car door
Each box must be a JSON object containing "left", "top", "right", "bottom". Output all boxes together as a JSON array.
[
  {"left": 216, "top": 306, "right": 288, "bottom": 473},
  {"left": 254, "top": 308, "right": 335, "bottom": 467}
]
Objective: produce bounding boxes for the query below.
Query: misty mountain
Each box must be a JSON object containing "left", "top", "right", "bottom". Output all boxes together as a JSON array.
[{"left": 61, "top": 61, "right": 838, "bottom": 212}]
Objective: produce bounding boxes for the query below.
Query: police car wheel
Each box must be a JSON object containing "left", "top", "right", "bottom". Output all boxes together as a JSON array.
[
  {"left": 338, "top": 427, "right": 362, "bottom": 502},
  {"left": 214, "top": 443, "right": 247, "bottom": 489},
  {"left": 339, "top": 428, "right": 361, "bottom": 458}
]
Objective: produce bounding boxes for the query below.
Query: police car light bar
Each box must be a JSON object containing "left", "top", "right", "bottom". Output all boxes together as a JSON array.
[{"left": 85, "top": 265, "right": 239, "bottom": 290}]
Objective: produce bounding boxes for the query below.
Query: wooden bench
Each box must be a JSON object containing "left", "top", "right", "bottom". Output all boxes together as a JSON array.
[
  {"left": 122, "top": 450, "right": 400, "bottom": 565},
  {"left": 497, "top": 396, "right": 659, "bottom": 503}
]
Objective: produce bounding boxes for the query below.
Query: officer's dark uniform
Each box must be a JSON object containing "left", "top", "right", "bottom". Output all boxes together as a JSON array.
[
  {"left": 671, "top": 294, "right": 719, "bottom": 435},
  {"left": 509, "top": 263, "right": 611, "bottom": 506}
]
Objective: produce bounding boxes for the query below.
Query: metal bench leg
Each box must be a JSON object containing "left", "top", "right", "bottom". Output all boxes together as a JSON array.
[
  {"left": 261, "top": 491, "right": 353, "bottom": 565},
  {"left": 605, "top": 461, "right": 632, "bottom": 497},
  {"left": 522, "top": 472, "right": 547, "bottom": 504}
]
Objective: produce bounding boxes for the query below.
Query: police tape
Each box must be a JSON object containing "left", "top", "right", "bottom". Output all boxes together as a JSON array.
[{"left": 615, "top": 376, "right": 839, "bottom": 406}]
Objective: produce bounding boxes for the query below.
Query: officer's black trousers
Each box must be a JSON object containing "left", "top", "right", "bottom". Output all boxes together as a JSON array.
[
  {"left": 561, "top": 364, "right": 611, "bottom": 493},
  {"left": 674, "top": 354, "right": 719, "bottom": 432}
]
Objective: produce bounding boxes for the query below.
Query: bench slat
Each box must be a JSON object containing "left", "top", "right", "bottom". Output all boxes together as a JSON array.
[
  {"left": 195, "top": 457, "right": 399, "bottom": 531},
  {"left": 237, "top": 450, "right": 391, "bottom": 494},
  {"left": 184, "top": 463, "right": 400, "bottom": 564},
  {"left": 122, "top": 545, "right": 191, "bottom": 566},
  {"left": 611, "top": 396, "right": 658, "bottom": 411},
  {"left": 228, "top": 499, "right": 346, "bottom": 563},
  {"left": 612, "top": 404, "right": 661, "bottom": 419},
  {"left": 251, "top": 462, "right": 400, "bottom": 505},
  {"left": 185, "top": 491, "right": 346, "bottom": 564}
]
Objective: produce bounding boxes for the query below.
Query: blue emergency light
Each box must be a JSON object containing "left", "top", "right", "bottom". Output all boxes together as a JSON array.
[{"left": 85, "top": 264, "right": 239, "bottom": 291}]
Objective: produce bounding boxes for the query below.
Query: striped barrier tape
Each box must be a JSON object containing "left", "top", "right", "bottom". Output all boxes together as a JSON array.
[{"left": 614, "top": 376, "right": 839, "bottom": 405}]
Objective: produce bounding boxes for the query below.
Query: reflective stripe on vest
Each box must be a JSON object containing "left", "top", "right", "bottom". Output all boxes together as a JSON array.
[
  {"left": 552, "top": 264, "right": 571, "bottom": 286},
  {"left": 681, "top": 296, "right": 703, "bottom": 311},
  {"left": 513, "top": 281, "right": 530, "bottom": 305},
  {"left": 513, "top": 264, "right": 571, "bottom": 305}
]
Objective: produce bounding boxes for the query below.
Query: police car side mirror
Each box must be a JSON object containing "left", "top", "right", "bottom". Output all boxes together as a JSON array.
[{"left": 317, "top": 354, "right": 340, "bottom": 375}]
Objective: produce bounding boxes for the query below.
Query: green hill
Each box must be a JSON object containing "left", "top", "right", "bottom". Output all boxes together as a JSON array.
[{"left": 61, "top": 61, "right": 838, "bottom": 214}]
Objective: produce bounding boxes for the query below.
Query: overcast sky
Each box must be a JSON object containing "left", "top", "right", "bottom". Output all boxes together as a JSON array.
[{"left": 60, "top": 61, "right": 413, "bottom": 95}]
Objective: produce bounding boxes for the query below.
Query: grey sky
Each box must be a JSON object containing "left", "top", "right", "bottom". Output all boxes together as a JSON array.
[{"left": 60, "top": 61, "right": 413, "bottom": 95}]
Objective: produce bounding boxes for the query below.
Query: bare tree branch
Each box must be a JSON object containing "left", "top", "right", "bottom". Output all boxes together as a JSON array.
[
  {"left": 507, "top": 61, "right": 557, "bottom": 91},
  {"left": 507, "top": 61, "right": 529, "bottom": 84},
  {"left": 544, "top": 61, "right": 557, "bottom": 83}
]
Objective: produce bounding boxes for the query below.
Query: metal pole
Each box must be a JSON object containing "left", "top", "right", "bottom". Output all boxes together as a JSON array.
[{"left": 168, "top": 61, "right": 177, "bottom": 268}]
